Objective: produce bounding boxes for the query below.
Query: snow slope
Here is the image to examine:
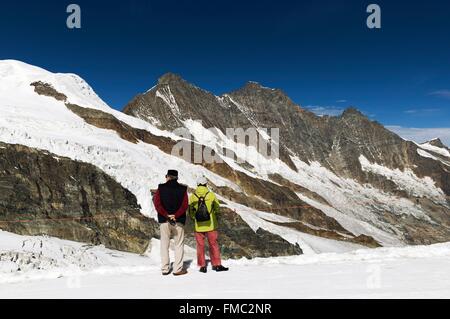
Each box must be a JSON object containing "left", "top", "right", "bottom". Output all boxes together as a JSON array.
[{"left": 0, "top": 231, "right": 449, "bottom": 298}]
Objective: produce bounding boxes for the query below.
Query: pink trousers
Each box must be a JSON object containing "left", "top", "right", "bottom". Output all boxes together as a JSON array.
[{"left": 195, "top": 231, "right": 222, "bottom": 267}]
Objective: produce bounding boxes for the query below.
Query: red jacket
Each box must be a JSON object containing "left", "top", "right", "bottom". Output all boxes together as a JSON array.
[{"left": 152, "top": 180, "right": 189, "bottom": 224}]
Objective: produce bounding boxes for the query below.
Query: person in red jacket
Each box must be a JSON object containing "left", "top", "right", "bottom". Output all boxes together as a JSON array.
[{"left": 152, "top": 170, "right": 189, "bottom": 276}]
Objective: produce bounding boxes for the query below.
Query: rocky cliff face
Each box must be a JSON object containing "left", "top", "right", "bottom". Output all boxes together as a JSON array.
[
  {"left": 0, "top": 142, "right": 159, "bottom": 254},
  {"left": 124, "top": 73, "right": 246, "bottom": 132}
]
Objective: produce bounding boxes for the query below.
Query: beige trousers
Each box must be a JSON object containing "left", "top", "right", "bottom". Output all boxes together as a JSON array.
[{"left": 160, "top": 222, "right": 185, "bottom": 273}]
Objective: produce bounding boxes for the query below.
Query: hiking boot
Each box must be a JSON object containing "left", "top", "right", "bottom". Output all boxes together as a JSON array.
[
  {"left": 173, "top": 269, "right": 188, "bottom": 276},
  {"left": 212, "top": 265, "right": 229, "bottom": 272},
  {"left": 162, "top": 271, "right": 171, "bottom": 276},
  {"left": 199, "top": 266, "right": 207, "bottom": 273}
]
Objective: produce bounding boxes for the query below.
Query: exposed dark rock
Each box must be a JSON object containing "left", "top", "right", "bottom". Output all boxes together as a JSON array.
[
  {"left": 0, "top": 142, "right": 159, "bottom": 254},
  {"left": 31, "top": 82, "right": 67, "bottom": 102}
]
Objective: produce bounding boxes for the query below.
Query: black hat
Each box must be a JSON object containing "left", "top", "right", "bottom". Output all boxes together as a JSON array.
[{"left": 167, "top": 170, "right": 179, "bottom": 178}]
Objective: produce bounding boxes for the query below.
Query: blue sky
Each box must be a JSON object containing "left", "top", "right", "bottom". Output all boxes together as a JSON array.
[{"left": 1, "top": 0, "right": 450, "bottom": 144}]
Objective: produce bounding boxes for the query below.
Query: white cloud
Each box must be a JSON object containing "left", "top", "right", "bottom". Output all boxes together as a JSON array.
[
  {"left": 336, "top": 100, "right": 348, "bottom": 103},
  {"left": 403, "top": 108, "right": 441, "bottom": 115},
  {"left": 387, "top": 126, "right": 450, "bottom": 147},
  {"left": 305, "top": 105, "right": 344, "bottom": 117},
  {"left": 429, "top": 90, "right": 450, "bottom": 99}
]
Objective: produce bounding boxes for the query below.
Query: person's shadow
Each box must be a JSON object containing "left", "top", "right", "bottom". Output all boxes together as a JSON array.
[
  {"left": 169, "top": 259, "right": 194, "bottom": 271},
  {"left": 183, "top": 259, "right": 194, "bottom": 269}
]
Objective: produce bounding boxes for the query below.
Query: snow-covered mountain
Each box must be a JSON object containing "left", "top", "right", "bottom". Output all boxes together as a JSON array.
[
  {"left": 0, "top": 60, "right": 449, "bottom": 258},
  {"left": 124, "top": 72, "right": 450, "bottom": 246}
]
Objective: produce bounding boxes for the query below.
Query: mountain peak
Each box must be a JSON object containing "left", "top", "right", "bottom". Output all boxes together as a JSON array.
[
  {"left": 229, "top": 81, "right": 288, "bottom": 99},
  {"left": 0, "top": 59, "right": 49, "bottom": 79},
  {"left": 426, "top": 138, "right": 447, "bottom": 148},
  {"left": 341, "top": 107, "right": 366, "bottom": 118},
  {"left": 241, "top": 81, "right": 276, "bottom": 91},
  {"left": 157, "top": 72, "right": 185, "bottom": 85},
  {"left": 245, "top": 81, "right": 263, "bottom": 88}
]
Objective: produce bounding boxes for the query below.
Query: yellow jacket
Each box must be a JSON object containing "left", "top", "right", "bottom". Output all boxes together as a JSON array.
[{"left": 189, "top": 186, "right": 220, "bottom": 232}]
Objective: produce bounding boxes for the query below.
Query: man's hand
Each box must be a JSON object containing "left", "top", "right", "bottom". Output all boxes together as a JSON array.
[{"left": 168, "top": 215, "right": 176, "bottom": 226}]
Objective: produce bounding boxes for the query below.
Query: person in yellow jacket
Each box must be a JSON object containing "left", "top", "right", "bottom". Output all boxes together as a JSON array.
[{"left": 189, "top": 176, "right": 229, "bottom": 273}]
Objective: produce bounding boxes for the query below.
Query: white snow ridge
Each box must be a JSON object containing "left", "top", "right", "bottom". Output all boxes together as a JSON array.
[
  {"left": 156, "top": 86, "right": 181, "bottom": 116},
  {"left": 359, "top": 155, "right": 445, "bottom": 202},
  {"left": 419, "top": 142, "right": 450, "bottom": 158}
]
